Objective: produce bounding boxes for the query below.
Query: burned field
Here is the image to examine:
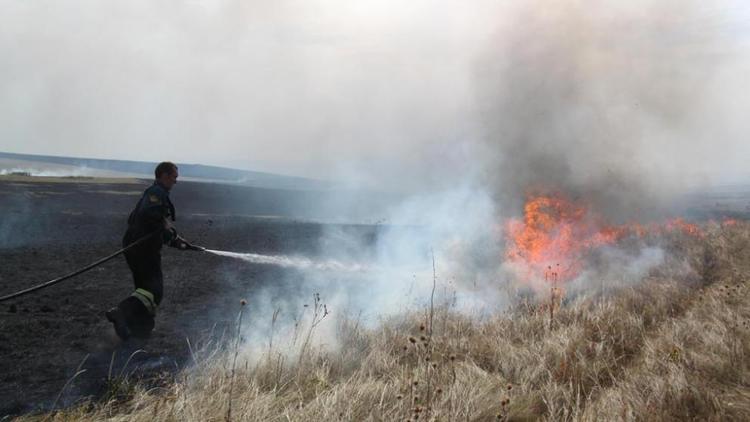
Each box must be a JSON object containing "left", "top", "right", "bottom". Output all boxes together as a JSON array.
[
  {"left": 0, "top": 176, "right": 379, "bottom": 417},
  {"left": 3, "top": 176, "right": 750, "bottom": 420}
]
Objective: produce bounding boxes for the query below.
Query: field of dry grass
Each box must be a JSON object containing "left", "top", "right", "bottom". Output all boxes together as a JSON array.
[{"left": 22, "top": 222, "right": 750, "bottom": 421}]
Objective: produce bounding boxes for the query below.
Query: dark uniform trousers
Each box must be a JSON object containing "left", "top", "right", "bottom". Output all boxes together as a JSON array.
[
  {"left": 115, "top": 181, "right": 177, "bottom": 338},
  {"left": 117, "top": 235, "right": 163, "bottom": 337}
]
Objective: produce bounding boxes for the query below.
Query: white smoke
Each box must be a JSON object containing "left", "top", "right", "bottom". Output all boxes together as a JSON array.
[
  {"left": 566, "top": 246, "right": 666, "bottom": 296},
  {"left": 0, "top": 167, "right": 94, "bottom": 177},
  {"left": 2, "top": 0, "right": 747, "bottom": 358},
  {"left": 196, "top": 0, "right": 750, "bottom": 359}
]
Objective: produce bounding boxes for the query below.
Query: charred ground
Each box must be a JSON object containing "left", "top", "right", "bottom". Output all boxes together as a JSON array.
[{"left": 0, "top": 176, "right": 380, "bottom": 417}]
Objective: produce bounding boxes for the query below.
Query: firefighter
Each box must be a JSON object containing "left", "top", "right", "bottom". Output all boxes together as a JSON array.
[{"left": 105, "top": 161, "right": 194, "bottom": 340}]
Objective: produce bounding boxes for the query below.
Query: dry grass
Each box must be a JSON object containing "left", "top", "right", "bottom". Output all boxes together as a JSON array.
[{"left": 23, "top": 222, "right": 750, "bottom": 421}]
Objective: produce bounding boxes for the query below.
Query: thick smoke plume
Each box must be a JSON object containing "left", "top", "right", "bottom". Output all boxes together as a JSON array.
[
  {"left": 475, "top": 1, "right": 750, "bottom": 220},
  {"left": 292, "top": 0, "right": 750, "bottom": 328}
]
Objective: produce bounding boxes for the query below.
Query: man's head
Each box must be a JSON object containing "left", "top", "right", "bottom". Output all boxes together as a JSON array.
[{"left": 154, "top": 162, "right": 179, "bottom": 190}]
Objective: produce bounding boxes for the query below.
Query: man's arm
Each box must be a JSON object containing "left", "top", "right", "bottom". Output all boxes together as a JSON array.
[{"left": 138, "top": 188, "right": 202, "bottom": 251}]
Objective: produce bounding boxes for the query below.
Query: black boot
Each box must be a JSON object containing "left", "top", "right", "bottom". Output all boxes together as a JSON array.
[
  {"left": 118, "top": 296, "right": 155, "bottom": 339},
  {"left": 105, "top": 307, "right": 130, "bottom": 341}
]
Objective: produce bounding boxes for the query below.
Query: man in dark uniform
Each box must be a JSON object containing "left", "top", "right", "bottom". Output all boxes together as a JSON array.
[{"left": 105, "top": 161, "right": 197, "bottom": 340}]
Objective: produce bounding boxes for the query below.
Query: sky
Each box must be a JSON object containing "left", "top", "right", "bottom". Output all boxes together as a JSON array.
[{"left": 1, "top": 0, "right": 750, "bottom": 191}]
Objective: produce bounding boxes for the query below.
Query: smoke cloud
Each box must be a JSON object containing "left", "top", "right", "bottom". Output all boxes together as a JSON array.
[
  {"left": 272, "top": 0, "right": 750, "bottom": 336},
  {"left": 2, "top": 1, "right": 747, "bottom": 195},
  {"left": 476, "top": 0, "right": 750, "bottom": 219}
]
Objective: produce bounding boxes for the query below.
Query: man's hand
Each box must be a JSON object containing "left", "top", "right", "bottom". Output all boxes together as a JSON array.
[
  {"left": 168, "top": 235, "right": 188, "bottom": 249},
  {"left": 162, "top": 225, "right": 179, "bottom": 245},
  {"left": 172, "top": 235, "right": 205, "bottom": 251}
]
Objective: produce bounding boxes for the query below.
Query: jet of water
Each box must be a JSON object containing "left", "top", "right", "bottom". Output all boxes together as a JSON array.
[{"left": 205, "top": 249, "right": 372, "bottom": 272}]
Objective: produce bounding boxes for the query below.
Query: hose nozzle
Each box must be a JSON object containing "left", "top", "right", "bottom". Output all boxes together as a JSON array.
[{"left": 186, "top": 244, "right": 206, "bottom": 252}]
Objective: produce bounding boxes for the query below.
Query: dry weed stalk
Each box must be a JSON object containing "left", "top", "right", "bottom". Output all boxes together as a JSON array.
[
  {"left": 225, "top": 298, "right": 246, "bottom": 422},
  {"left": 297, "top": 292, "right": 329, "bottom": 369}
]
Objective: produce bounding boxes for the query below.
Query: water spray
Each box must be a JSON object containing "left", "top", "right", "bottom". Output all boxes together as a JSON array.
[{"left": 204, "top": 249, "right": 371, "bottom": 272}]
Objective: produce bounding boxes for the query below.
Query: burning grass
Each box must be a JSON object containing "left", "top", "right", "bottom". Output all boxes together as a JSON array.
[
  {"left": 21, "top": 222, "right": 750, "bottom": 421},
  {"left": 504, "top": 192, "right": 731, "bottom": 293}
]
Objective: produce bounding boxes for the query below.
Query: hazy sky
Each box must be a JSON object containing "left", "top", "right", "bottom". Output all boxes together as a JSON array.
[{"left": 1, "top": 0, "right": 749, "bottom": 189}]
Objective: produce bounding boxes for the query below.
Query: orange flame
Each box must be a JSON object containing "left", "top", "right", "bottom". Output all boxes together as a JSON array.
[
  {"left": 504, "top": 193, "right": 707, "bottom": 289},
  {"left": 505, "top": 194, "right": 622, "bottom": 285},
  {"left": 662, "top": 218, "right": 703, "bottom": 237}
]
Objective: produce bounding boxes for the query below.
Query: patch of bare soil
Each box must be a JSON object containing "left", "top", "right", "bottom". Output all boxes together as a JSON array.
[{"left": 0, "top": 179, "right": 377, "bottom": 417}]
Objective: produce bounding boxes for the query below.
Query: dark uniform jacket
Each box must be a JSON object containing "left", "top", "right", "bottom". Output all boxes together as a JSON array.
[{"left": 123, "top": 182, "right": 177, "bottom": 252}]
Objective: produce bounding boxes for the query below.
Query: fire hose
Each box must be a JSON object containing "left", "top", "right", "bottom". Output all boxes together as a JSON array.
[{"left": 0, "top": 232, "right": 205, "bottom": 303}]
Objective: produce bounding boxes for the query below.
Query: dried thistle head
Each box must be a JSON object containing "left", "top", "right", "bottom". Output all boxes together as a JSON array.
[
  {"left": 408, "top": 337, "right": 417, "bottom": 344},
  {"left": 240, "top": 299, "right": 247, "bottom": 306},
  {"left": 507, "top": 384, "right": 513, "bottom": 391},
  {"left": 419, "top": 324, "right": 426, "bottom": 331}
]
